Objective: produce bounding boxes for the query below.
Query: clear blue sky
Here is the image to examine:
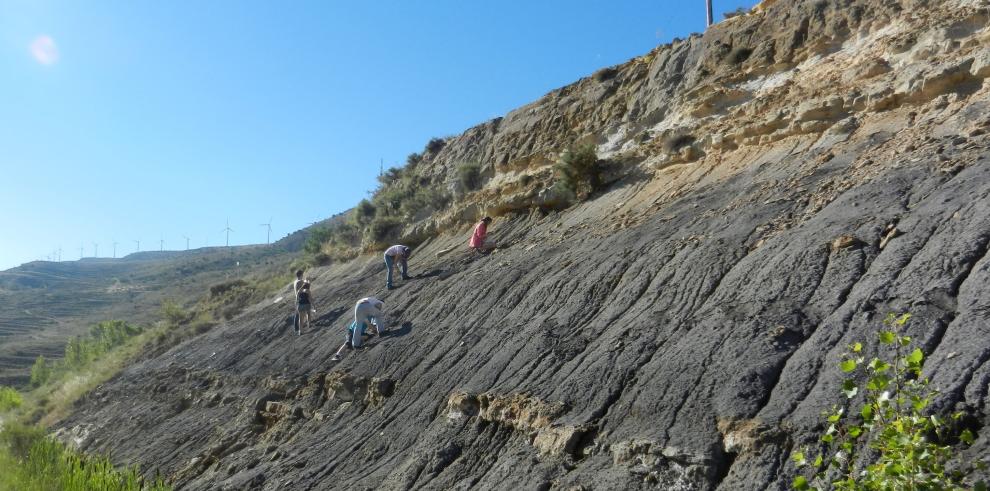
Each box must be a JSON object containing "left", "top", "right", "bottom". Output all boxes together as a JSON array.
[{"left": 0, "top": 0, "right": 755, "bottom": 269}]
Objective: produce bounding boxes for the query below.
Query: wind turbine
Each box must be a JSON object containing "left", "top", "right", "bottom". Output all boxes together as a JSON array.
[
  {"left": 57, "top": 247, "right": 62, "bottom": 262},
  {"left": 134, "top": 240, "right": 140, "bottom": 252},
  {"left": 93, "top": 242, "right": 99, "bottom": 258},
  {"left": 79, "top": 244, "right": 84, "bottom": 259},
  {"left": 160, "top": 235, "right": 165, "bottom": 252},
  {"left": 222, "top": 219, "right": 234, "bottom": 247},
  {"left": 182, "top": 235, "right": 190, "bottom": 250},
  {"left": 260, "top": 218, "right": 272, "bottom": 245},
  {"left": 706, "top": 0, "right": 713, "bottom": 27},
  {"left": 112, "top": 241, "right": 118, "bottom": 258}
]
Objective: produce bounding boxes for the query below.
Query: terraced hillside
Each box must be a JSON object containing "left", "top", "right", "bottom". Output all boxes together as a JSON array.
[
  {"left": 53, "top": 0, "right": 990, "bottom": 489},
  {"left": 0, "top": 245, "right": 295, "bottom": 386}
]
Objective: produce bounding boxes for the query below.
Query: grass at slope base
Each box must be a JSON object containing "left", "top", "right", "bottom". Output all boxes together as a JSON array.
[{"left": 0, "top": 422, "right": 169, "bottom": 490}]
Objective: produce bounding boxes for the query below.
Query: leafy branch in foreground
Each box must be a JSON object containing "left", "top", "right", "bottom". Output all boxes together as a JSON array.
[{"left": 792, "top": 313, "right": 986, "bottom": 490}]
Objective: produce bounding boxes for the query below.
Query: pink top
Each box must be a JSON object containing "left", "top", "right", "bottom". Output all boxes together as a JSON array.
[{"left": 469, "top": 221, "right": 487, "bottom": 248}]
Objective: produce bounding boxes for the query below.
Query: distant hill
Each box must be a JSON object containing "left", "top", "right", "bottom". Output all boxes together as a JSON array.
[{"left": 0, "top": 244, "right": 295, "bottom": 386}]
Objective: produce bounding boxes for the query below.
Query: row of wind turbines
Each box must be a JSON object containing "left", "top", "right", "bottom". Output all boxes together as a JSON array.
[{"left": 42, "top": 218, "right": 275, "bottom": 262}]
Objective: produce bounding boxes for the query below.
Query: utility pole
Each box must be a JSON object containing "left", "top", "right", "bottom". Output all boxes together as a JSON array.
[
  {"left": 134, "top": 240, "right": 140, "bottom": 252},
  {"left": 706, "top": 0, "right": 714, "bottom": 27},
  {"left": 57, "top": 247, "right": 62, "bottom": 262}
]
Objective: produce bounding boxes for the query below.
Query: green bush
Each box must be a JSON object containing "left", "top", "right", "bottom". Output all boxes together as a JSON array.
[
  {"left": 353, "top": 199, "right": 377, "bottom": 226},
  {"left": 366, "top": 216, "right": 403, "bottom": 244},
  {"left": 553, "top": 143, "right": 602, "bottom": 201},
  {"left": 62, "top": 321, "right": 141, "bottom": 372},
  {"left": 792, "top": 313, "right": 986, "bottom": 490},
  {"left": 30, "top": 356, "right": 51, "bottom": 387},
  {"left": 406, "top": 153, "right": 422, "bottom": 167},
  {"left": 425, "top": 137, "right": 446, "bottom": 154},
  {"left": 304, "top": 227, "right": 334, "bottom": 254},
  {"left": 160, "top": 300, "right": 189, "bottom": 326},
  {"left": 457, "top": 162, "right": 482, "bottom": 191},
  {"left": 0, "top": 423, "right": 170, "bottom": 490},
  {"left": 0, "top": 386, "right": 22, "bottom": 411},
  {"left": 723, "top": 6, "right": 750, "bottom": 19}
]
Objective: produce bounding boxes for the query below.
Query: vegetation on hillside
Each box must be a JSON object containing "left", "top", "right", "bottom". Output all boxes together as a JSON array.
[
  {"left": 303, "top": 138, "right": 454, "bottom": 261},
  {"left": 457, "top": 162, "right": 482, "bottom": 192},
  {"left": 29, "top": 320, "right": 143, "bottom": 389},
  {"left": 792, "top": 314, "right": 986, "bottom": 490},
  {"left": 553, "top": 143, "right": 603, "bottom": 202},
  {"left": 0, "top": 317, "right": 174, "bottom": 489},
  {"left": 0, "top": 422, "right": 169, "bottom": 490}
]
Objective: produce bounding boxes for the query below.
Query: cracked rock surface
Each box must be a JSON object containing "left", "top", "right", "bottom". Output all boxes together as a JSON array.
[{"left": 58, "top": 0, "right": 990, "bottom": 489}]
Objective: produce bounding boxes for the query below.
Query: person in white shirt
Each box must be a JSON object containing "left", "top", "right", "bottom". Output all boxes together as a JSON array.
[
  {"left": 331, "top": 297, "right": 386, "bottom": 361},
  {"left": 383, "top": 245, "right": 412, "bottom": 290}
]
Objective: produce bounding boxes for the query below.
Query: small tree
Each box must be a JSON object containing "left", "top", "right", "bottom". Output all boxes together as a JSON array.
[
  {"left": 457, "top": 162, "right": 482, "bottom": 192},
  {"left": 30, "top": 355, "right": 50, "bottom": 387},
  {"left": 425, "top": 137, "right": 446, "bottom": 154},
  {"left": 553, "top": 143, "right": 602, "bottom": 202},
  {"left": 0, "top": 386, "right": 22, "bottom": 411},
  {"left": 793, "top": 313, "right": 985, "bottom": 490},
  {"left": 353, "top": 199, "right": 377, "bottom": 226}
]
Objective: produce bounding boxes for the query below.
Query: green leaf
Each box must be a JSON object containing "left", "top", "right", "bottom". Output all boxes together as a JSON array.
[
  {"left": 793, "top": 475, "right": 809, "bottom": 490},
  {"left": 792, "top": 451, "right": 806, "bottom": 466},
  {"left": 851, "top": 342, "right": 862, "bottom": 353},
  {"left": 906, "top": 348, "right": 923, "bottom": 364},
  {"left": 861, "top": 404, "right": 874, "bottom": 420},
  {"left": 961, "top": 429, "right": 975, "bottom": 445},
  {"left": 879, "top": 331, "right": 896, "bottom": 344},
  {"left": 840, "top": 359, "right": 857, "bottom": 373},
  {"left": 813, "top": 454, "right": 823, "bottom": 467},
  {"left": 974, "top": 481, "right": 987, "bottom": 491},
  {"left": 842, "top": 379, "right": 858, "bottom": 399},
  {"left": 848, "top": 426, "right": 862, "bottom": 438},
  {"left": 895, "top": 313, "right": 912, "bottom": 326},
  {"left": 867, "top": 375, "right": 890, "bottom": 391}
]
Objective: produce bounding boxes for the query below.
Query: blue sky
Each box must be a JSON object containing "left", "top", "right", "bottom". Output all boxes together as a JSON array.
[{"left": 0, "top": 0, "right": 755, "bottom": 269}]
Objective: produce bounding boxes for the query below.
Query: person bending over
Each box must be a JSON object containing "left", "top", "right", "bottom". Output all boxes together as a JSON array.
[{"left": 331, "top": 297, "right": 386, "bottom": 361}]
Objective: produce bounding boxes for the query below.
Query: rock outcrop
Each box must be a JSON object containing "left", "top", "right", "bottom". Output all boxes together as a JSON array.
[{"left": 57, "top": 0, "right": 990, "bottom": 489}]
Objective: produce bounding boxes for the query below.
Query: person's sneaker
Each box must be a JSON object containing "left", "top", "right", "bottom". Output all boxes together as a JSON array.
[
  {"left": 401, "top": 275, "right": 411, "bottom": 280},
  {"left": 331, "top": 354, "right": 341, "bottom": 361}
]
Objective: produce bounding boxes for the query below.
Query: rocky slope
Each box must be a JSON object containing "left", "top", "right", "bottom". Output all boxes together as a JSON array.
[{"left": 57, "top": 0, "right": 990, "bottom": 489}]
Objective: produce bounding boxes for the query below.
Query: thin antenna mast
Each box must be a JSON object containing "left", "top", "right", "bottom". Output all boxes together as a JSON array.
[
  {"left": 134, "top": 240, "right": 140, "bottom": 252},
  {"left": 706, "top": 0, "right": 714, "bottom": 27},
  {"left": 182, "top": 235, "right": 190, "bottom": 250}
]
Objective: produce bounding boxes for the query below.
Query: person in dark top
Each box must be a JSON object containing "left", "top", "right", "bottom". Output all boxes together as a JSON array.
[{"left": 295, "top": 281, "right": 314, "bottom": 335}]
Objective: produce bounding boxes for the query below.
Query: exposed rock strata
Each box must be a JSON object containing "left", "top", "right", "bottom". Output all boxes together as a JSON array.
[{"left": 58, "top": 0, "right": 990, "bottom": 489}]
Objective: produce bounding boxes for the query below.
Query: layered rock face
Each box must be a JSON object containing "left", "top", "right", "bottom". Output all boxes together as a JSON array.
[{"left": 58, "top": 0, "right": 990, "bottom": 489}]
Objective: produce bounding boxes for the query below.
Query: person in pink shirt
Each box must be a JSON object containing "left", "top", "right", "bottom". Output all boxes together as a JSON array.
[{"left": 469, "top": 216, "right": 494, "bottom": 253}]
